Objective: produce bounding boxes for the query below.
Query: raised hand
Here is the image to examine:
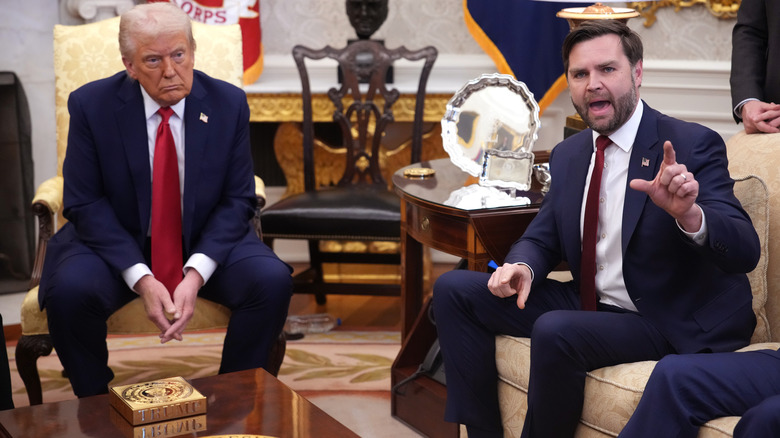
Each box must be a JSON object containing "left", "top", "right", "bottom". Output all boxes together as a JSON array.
[{"left": 629, "top": 141, "right": 702, "bottom": 232}]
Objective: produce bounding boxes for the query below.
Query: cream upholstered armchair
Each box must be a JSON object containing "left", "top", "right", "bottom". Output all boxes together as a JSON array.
[
  {"left": 16, "top": 16, "right": 272, "bottom": 406},
  {"left": 491, "top": 130, "right": 780, "bottom": 437}
]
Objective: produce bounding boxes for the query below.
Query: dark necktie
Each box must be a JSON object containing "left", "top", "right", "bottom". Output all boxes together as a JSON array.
[
  {"left": 580, "top": 135, "right": 611, "bottom": 311},
  {"left": 151, "top": 107, "right": 182, "bottom": 297}
]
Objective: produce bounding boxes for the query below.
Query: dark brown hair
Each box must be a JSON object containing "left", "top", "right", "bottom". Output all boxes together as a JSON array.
[{"left": 562, "top": 20, "right": 643, "bottom": 73}]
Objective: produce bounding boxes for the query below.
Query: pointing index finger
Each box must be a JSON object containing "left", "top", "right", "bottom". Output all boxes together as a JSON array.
[{"left": 663, "top": 141, "right": 676, "bottom": 166}]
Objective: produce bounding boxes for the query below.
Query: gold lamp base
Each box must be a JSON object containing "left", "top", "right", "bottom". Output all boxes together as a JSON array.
[{"left": 557, "top": 2, "right": 640, "bottom": 29}]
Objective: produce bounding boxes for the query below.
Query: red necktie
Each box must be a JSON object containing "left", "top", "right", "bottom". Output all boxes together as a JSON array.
[
  {"left": 580, "top": 135, "right": 611, "bottom": 311},
  {"left": 151, "top": 107, "right": 182, "bottom": 297}
]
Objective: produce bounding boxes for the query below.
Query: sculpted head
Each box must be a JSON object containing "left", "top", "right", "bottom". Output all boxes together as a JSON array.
[{"left": 346, "top": 0, "right": 388, "bottom": 40}]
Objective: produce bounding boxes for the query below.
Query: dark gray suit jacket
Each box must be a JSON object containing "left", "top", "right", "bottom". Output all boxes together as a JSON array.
[{"left": 730, "top": 0, "right": 780, "bottom": 121}]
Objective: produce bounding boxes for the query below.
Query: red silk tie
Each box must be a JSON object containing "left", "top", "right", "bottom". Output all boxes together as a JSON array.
[
  {"left": 151, "top": 107, "right": 182, "bottom": 297},
  {"left": 580, "top": 135, "right": 611, "bottom": 311}
]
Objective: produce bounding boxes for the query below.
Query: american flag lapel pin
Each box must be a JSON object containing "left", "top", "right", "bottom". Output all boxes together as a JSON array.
[
  {"left": 641, "top": 157, "right": 650, "bottom": 167},
  {"left": 199, "top": 112, "right": 208, "bottom": 123}
]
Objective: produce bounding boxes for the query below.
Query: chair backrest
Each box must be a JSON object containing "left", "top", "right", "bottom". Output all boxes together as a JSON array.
[
  {"left": 293, "top": 41, "right": 437, "bottom": 191},
  {"left": 727, "top": 130, "right": 780, "bottom": 343},
  {"left": 52, "top": 16, "right": 243, "bottom": 177}
]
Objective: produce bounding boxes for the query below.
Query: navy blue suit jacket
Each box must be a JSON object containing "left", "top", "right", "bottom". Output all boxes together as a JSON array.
[
  {"left": 506, "top": 102, "right": 760, "bottom": 354},
  {"left": 39, "top": 70, "right": 274, "bottom": 306}
]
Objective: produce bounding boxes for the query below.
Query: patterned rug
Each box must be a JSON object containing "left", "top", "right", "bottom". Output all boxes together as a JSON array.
[{"left": 6, "top": 330, "right": 422, "bottom": 437}]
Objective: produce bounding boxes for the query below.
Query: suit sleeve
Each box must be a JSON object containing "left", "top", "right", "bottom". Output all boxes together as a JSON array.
[
  {"left": 62, "top": 91, "right": 147, "bottom": 272},
  {"left": 504, "top": 145, "right": 567, "bottom": 285},
  {"left": 187, "top": 91, "right": 257, "bottom": 264},
  {"left": 684, "top": 128, "right": 761, "bottom": 274},
  {"left": 730, "top": 0, "right": 768, "bottom": 118}
]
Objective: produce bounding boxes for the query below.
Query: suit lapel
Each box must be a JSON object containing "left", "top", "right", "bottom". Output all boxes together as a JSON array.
[
  {"left": 116, "top": 77, "right": 153, "bottom": 239},
  {"left": 622, "top": 105, "right": 662, "bottom": 254},
  {"left": 182, "top": 75, "right": 210, "bottom": 252}
]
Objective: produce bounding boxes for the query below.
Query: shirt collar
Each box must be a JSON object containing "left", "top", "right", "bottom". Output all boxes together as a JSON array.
[
  {"left": 591, "top": 99, "right": 644, "bottom": 154},
  {"left": 140, "top": 87, "right": 186, "bottom": 120}
]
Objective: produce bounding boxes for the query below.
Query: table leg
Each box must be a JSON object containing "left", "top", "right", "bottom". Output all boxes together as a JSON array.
[{"left": 400, "top": 202, "right": 424, "bottom": 340}]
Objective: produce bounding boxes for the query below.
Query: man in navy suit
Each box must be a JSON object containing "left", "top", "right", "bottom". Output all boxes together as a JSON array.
[
  {"left": 618, "top": 350, "right": 780, "bottom": 437},
  {"left": 39, "top": 2, "right": 292, "bottom": 397},
  {"left": 433, "top": 20, "right": 760, "bottom": 437},
  {"left": 730, "top": 0, "right": 780, "bottom": 133}
]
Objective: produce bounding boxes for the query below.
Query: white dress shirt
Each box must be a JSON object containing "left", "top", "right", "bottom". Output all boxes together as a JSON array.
[
  {"left": 582, "top": 100, "right": 707, "bottom": 311},
  {"left": 121, "top": 88, "right": 218, "bottom": 292}
]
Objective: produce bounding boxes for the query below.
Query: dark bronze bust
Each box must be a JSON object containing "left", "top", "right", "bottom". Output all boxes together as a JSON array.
[{"left": 346, "top": 0, "right": 388, "bottom": 40}]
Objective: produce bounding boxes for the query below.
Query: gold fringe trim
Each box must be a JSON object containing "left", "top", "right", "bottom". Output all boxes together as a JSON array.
[
  {"left": 462, "top": 0, "right": 512, "bottom": 76},
  {"left": 462, "top": 0, "right": 566, "bottom": 115},
  {"left": 243, "top": 44, "right": 264, "bottom": 86},
  {"left": 538, "top": 74, "right": 568, "bottom": 116}
]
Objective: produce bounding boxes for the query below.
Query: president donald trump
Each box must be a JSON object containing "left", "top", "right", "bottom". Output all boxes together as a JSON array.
[{"left": 39, "top": 2, "right": 292, "bottom": 397}]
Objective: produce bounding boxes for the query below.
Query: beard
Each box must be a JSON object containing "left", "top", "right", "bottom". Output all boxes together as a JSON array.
[{"left": 572, "top": 81, "right": 638, "bottom": 135}]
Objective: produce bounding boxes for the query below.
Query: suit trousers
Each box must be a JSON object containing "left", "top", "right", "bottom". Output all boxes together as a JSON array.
[
  {"left": 432, "top": 269, "right": 676, "bottom": 438},
  {"left": 619, "top": 350, "right": 780, "bottom": 438},
  {"left": 44, "top": 240, "right": 292, "bottom": 397}
]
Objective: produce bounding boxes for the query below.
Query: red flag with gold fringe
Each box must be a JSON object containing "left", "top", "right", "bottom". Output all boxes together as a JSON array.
[{"left": 151, "top": 0, "right": 263, "bottom": 85}]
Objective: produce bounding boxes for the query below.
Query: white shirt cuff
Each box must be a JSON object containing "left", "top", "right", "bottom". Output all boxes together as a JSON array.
[
  {"left": 677, "top": 204, "right": 708, "bottom": 246},
  {"left": 184, "top": 253, "right": 217, "bottom": 285},
  {"left": 514, "top": 262, "right": 535, "bottom": 281},
  {"left": 734, "top": 98, "right": 759, "bottom": 120},
  {"left": 122, "top": 263, "right": 152, "bottom": 292},
  {"left": 121, "top": 253, "right": 217, "bottom": 292}
]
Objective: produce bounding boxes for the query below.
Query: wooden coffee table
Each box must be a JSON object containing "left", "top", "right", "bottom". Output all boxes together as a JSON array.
[{"left": 0, "top": 368, "right": 359, "bottom": 437}]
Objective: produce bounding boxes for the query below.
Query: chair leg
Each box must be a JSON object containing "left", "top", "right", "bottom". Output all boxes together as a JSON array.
[
  {"left": 266, "top": 331, "right": 287, "bottom": 377},
  {"left": 15, "top": 334, "right": 54, "bottom": 406},
  {"left": 308, "top": 240, "right": 327, "bottom": 305}
]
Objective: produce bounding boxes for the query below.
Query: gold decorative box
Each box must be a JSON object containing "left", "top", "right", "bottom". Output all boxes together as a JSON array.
[{"left": 109, "top": 376, "right": 207, "bottom": 426}]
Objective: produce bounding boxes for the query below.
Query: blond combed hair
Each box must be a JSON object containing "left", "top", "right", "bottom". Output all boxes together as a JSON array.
[{"left": 119, "top": 2, "right": 196, "bottom": 60}]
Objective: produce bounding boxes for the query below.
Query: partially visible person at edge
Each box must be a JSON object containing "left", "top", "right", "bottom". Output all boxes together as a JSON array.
[
  {"left": 432, "top": 19, "right": 759, "bottom": 438},
  {"left": 618, "top": 347, "right": 780, "bottom": 437},
  {"left": 730, "top": 0, "right": 780, "bottom": 134},
  {"left": 38, "top": 2, "right": 293, "bottom": 397}
]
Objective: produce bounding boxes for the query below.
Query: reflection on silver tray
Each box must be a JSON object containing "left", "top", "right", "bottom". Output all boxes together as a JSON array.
[
  {"left": 441, "top": 73, "right": 541, "bottom": 191},
  {"left": 480, "top": 149, "right": 534, "bottom": 191}
]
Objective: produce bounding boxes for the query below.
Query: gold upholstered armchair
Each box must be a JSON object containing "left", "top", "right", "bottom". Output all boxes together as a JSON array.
[{"left": 16, "top": 16, "right": 277, "bottom": 406}]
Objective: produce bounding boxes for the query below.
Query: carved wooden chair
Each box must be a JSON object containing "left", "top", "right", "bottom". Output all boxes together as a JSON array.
[
  {"left": 261, "top": 41, "right": 437, "bottom": 304},
  {"left": 16, "top": 16, "right": 282, "bottom": 406}
]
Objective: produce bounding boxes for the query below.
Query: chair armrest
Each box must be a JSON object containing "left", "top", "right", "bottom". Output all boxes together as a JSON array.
[
  {"left": 29, "top": 176, "right": 64, "bottom": 288},
  {"left": 253, "top": 175, "right": 267, "bottom": 239},
  {"left": 255, "top": 175, "right": 266, "bottom": 209}
]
